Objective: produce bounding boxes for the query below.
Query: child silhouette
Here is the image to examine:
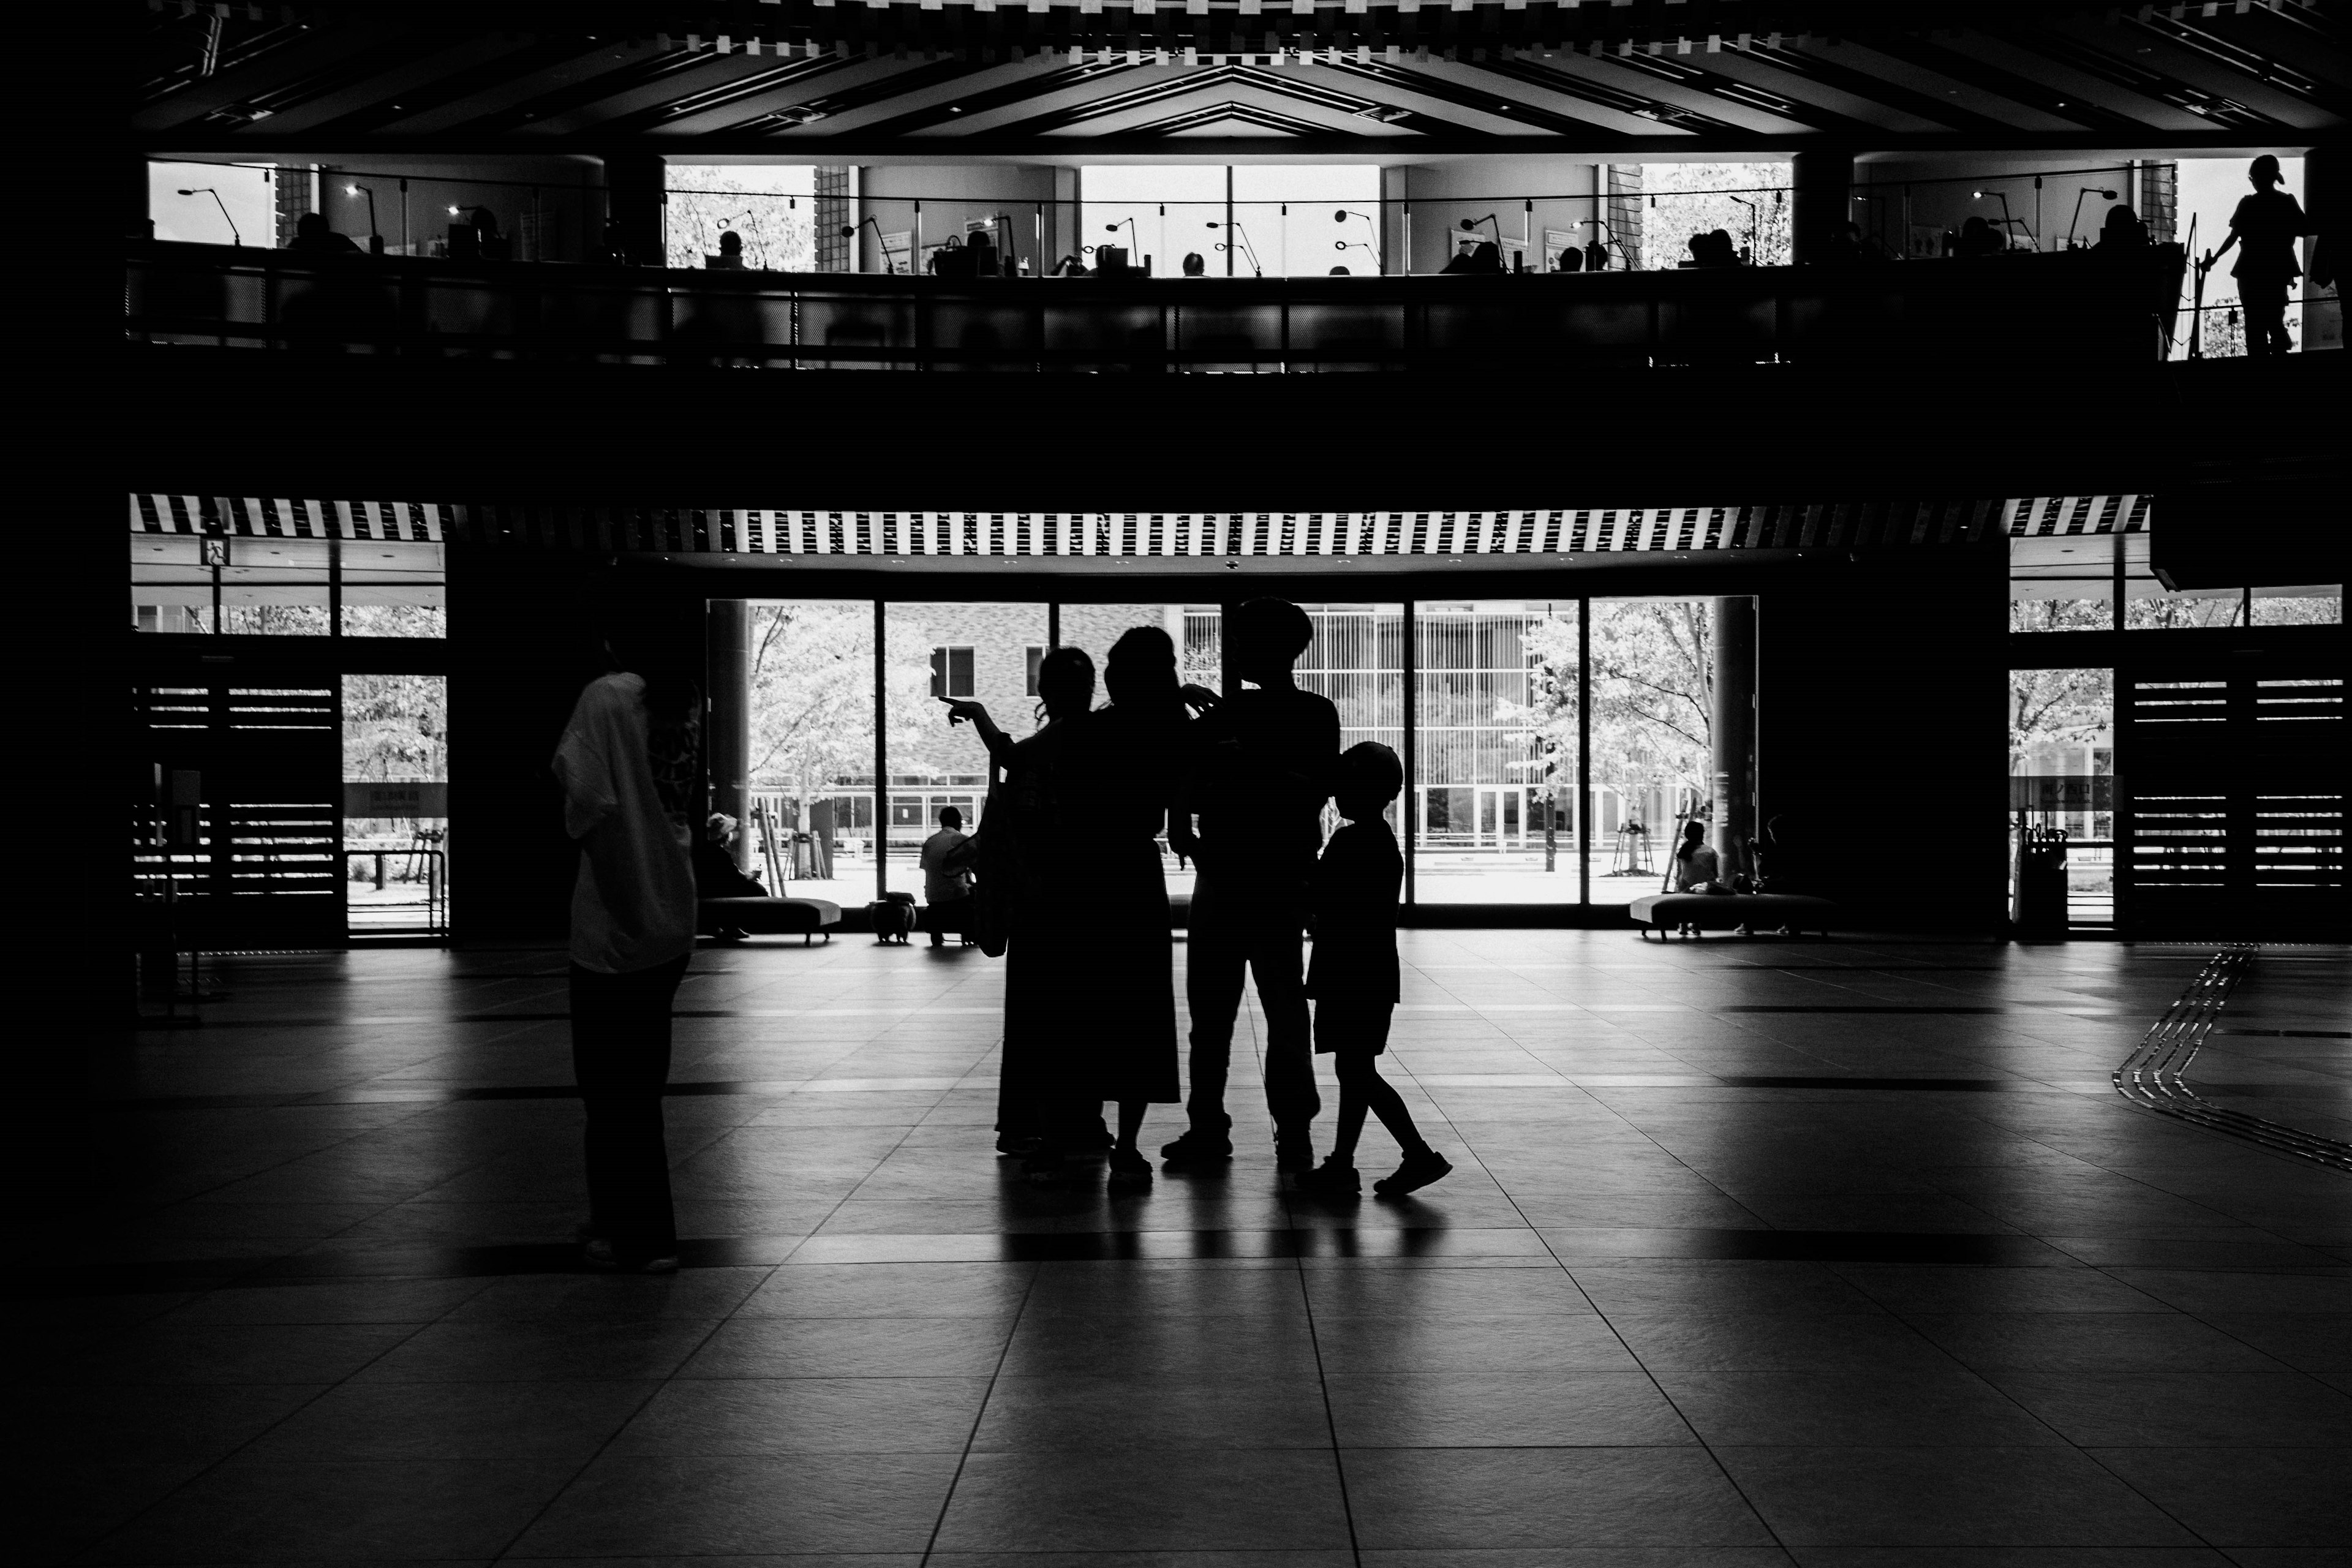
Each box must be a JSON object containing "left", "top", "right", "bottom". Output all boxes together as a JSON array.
[{"left": 1300, "top": 742, "right": 1451, "bottom": 1199}]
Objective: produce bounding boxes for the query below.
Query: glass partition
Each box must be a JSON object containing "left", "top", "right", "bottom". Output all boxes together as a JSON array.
[
  {"left": 2009, "top": 667, "right": 2115, "bottom": 929},
  {"left": 882, "top": 602, "right": 1051, "bottom": 902},
  {"left": 1588, "top": 599, "right": 1713, "bottom": 905},
  {"left": 344, "top": 673, "right": 450, "bottom": 935},
  {"left": 1412, "top": 601, "right": 1575, "bottom": 904},
  {"left": 747, "top": 601, "right": 881, "bottom": 907}
]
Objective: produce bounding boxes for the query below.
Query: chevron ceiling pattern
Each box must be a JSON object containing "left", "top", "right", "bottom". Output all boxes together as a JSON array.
[
  {"left": 134, "top": 494, "right": 2150, "bottom": 557},
  {"left": 140, "top": 0, "right": 2343, "bottom": 155}
]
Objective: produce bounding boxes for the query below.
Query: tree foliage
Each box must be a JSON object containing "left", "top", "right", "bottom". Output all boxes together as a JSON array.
[
  {"left": 1641, "top": 162, "right": 1793, "bottom": 268},
  {"left": 666, "top": 169, "right": 814, "bottom": 273},
  {"left": 1507, "top": 602, "right": 1714, "bottom": 810},
  {"left": 748, "top": 603, "right": 937, "bottom": 792},
  {"left": 344, "top": 673, "right": 447, "bottom": 780}
]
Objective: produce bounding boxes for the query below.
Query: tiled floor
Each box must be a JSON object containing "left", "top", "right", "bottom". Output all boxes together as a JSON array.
[{"left": 37, "top": 932, "right": 2352, "bottom": 1564}]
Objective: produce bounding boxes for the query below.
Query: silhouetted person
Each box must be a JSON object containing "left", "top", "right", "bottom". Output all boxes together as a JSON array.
[
  {"left": 1553, "top": 245, "right": 1584, "bottom": 273},
  {"left": 918, "top": 806, "right": 974, "bottom": 948},
  {"left": 551, "top": 643, "right": 699, "bottom": 1273},
  {"left": 449, "top": 206, "right": 507, "bottom": 262},
  {"left": 1442, "top": 239, "right": 1502, "bottom": 275},
  {"left": 1182, "top": 251, "right": 1207, "bottom": 276},
  {"left": 947, "top": 647, "right": 1101, "bottom": 1177},
  {"left": 1165, "top": 598, "right": 1340, "bottom": 1173},
  {"left": 287, "top": 211, "right": 361, "bottom": 255},
  {"left": 694, "top": 812, "right": 767, "bottom": 899},
  {"left": 1672, "top": 820, "right": 1721, "bottom": 892},
  {"left": 2095, "top": 204, "right": 2149, "bottom": 254},
  {"left": 967, "top": 230, "right": 1000, "bottom": 277},
  {"left": 1329, "top": 265, "right": 1352, "bottom": 275},
  {"left": 2208, "top": 154, "right": 2307, "bottom": 357},
  {"left": 1956, "top": 215, "right": 2006, "bottom": 258},
  {"left": 707, "top": 230, "right": 745, "bottom": 269},
  {"left": 1061, "top": 627, "right": 1196, "bottom": 1186},
  {"left": 1300, "top": 744, "right": 1453, "bottom": 1200}
]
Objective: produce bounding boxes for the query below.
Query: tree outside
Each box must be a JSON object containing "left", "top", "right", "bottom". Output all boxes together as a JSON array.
[
  {"left": 748, "top": 601, "right": 937, "bottom": 805},
  {"left": 1508, "top": 600, "right": 1714, "bottom": 872},
  {"left": 1640, "top": 162, "right": 1792, "bottom": 269}
]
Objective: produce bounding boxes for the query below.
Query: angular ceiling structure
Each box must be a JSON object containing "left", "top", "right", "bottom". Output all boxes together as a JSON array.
[{"left": 138, "top": 0, "right": 2345, "bottom": 157}]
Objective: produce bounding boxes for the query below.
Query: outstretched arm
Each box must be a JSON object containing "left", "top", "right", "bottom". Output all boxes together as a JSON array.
[{"left": 941, "top": 698, "right": 1014, "bottom": 758}]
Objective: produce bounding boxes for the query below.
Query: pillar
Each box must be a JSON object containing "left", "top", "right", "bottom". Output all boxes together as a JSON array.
[
  {"left": 1709, "top": 596, "right": 1757, "bottom": 879},
  {"left": 600, "top": 153, "right": 667, "bottom": 265},
  {"left": 707, "top": 599, "right": 752, "bottom": 872},
  {"left": 127, "top": 153, "right": 153, "bottom": 239},
  {"left": 2305, "top": 145, "right": 2346, "bottom": 353},
  {"left": 1790, "top": 149, "right": 1855, "bottom": 264}
]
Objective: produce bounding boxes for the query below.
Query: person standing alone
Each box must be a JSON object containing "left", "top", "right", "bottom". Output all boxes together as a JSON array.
[
  {"left": 1164, "top": 598, "right": 1340, "bottom": 1174},
  {"left": 2207, "top": 154, "right": 2309, "bottom": 358},
  {"left": 551, "top": 641, "right": 699, "bottom": 1273}
]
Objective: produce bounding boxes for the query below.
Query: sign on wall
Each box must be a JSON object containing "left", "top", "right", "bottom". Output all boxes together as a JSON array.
[{"left": 344, "top": 781, "right": 448, "bottom": 818}]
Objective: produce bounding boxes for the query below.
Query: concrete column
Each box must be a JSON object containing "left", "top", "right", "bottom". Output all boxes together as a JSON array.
[
  {"left": 127, "top": 153, "right": 154, "bottom": 239},
  {"left": 600, "top": 153, "right": 667, "bottom": 265},
  {"left": 707, "top": 599, "right": 752, "bottom": 872},
  {"left": 1790, "top": 150, "right": 1855, "bottom": 264},
  {"left": 1710, "top": 595, "right": 1757, "bottom": 879},
  {"left": 2305, "top": 145, "right": 2346, "bottom": 353}
]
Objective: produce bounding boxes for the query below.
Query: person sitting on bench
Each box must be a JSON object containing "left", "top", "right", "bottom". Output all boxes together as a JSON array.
[{"left": 919, "top": 807, "right": 976, "bottom": 947}]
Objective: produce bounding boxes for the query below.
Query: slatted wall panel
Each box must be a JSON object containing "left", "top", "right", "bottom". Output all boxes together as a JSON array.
[
  {"left": 2120, "top": 671, "right": 2348, "bottom": 939},
  {"left": 134, "top": 684, "right": 345, "bottom": 948}
]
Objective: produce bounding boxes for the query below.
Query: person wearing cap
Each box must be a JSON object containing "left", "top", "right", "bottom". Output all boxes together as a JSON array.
[{"left": 2206, "top": 154, "right": 2309, "bottom": 357}]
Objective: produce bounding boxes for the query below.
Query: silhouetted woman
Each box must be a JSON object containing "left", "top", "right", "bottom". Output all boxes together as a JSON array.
[
  {"left": 1671, "top": 820, "right": 1721, "bottom": 892},
  {"left": 946, "top": 647, "right": 1099, "bottom": 1179},
  {"left": 2207, "top": 154, "right": 2308, "bottom": 357},
  {"left": 1062, "top": 628, "right": 1194, "bottom": 1186}
]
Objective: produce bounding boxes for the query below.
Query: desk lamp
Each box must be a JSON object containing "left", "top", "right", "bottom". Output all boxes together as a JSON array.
[
  {"left": 1972, "top": 190, "right": 2028, "bottom": 250},
  {"left": 2065, "top": 187, "right": 2119, "bottom": 250},
  {"left": 1205, "top": 220, "right": 1263, "bottom": 276},
  {"left": 343, "top": 183, "right": 384, "bottom": 253},
  {"left": 1333, "top": 208, "right": 1381, "bottom": 271},
  {"left": 176, "top": 188, "right": 239, "bottom": 247}
]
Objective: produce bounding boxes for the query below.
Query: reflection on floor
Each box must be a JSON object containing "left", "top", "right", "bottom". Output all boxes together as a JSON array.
[{"left": 47, "top": 934, "right": 2352, "bottom": 1561}]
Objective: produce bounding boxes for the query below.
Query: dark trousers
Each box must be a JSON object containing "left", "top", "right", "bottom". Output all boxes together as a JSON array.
[
  {"left": 570, "top": 955, "right": 689, "bottom": 1261},
  {"left": 1185, "top": 881, "right": 1319, "bottom": 1136},
  {"left": 2242, "top": 279, "right": 2291, "bottom": 356}
]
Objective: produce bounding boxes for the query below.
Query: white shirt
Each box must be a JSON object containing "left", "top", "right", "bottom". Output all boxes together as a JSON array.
[
  {"left": 551, "top": 673, "right": 696, "bottom": 973},
  {"left": 918, "top": 828, "right": 973, "bottom": 903},
  {"left": 1674, "top": 843, "right": 1722, "bottom": 892}
]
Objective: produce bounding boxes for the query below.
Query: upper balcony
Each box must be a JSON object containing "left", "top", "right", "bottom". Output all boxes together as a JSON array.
[{"left": 127, "top": 240, "right": 2188, "bottom": 374}]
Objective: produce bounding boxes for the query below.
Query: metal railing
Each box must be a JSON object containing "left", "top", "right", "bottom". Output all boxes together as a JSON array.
[{"left": 126, "top": 241, "right": 2187, "bottom": 372}]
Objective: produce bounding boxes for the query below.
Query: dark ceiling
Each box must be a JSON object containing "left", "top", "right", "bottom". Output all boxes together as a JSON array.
[{"left": 137, "top": 0, "right": 2345, "bottom": 158}]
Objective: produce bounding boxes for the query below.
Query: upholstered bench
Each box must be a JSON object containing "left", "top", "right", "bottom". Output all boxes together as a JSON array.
[
  {"left": 699, "top": 896, "right": 842, "bottom": 945},
  {"left": 1629, "top": 892, "right": 1838, "bottom": 940}
]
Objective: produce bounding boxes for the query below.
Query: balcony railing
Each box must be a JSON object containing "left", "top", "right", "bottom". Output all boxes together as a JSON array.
[{"left": 127, "top": 241, "right": 2185, "bottom": 372}]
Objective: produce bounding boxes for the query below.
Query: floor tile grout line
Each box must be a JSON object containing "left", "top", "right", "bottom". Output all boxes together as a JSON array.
[
  {"left": 69, "top": 1304, "right": 463, "bottom": 1563},
  {"left": 483, "top": 1291, "right": 755, "bottom": 1566},
  {"left": 1283, "top": 1170, "right": 1366, "bottom": 1567},
  {"left": 914, "top": 1257, "right": 1042, "bottom": 1566},
  {"left": 1454, "top": 1108, "right": 1802, "bottom": 1559}
]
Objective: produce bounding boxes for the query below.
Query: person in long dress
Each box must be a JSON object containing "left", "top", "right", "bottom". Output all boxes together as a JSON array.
[
  {"left": 944, "top": 647, "right": 1099, "bottom": 1179},
  {"left": 1061, "top": 627, "right": 1192, "bottom": 1186}
]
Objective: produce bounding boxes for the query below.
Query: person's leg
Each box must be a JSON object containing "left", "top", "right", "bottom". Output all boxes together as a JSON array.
[
  {"left": 571, "top": 956, "right": 687, "bottom": 1264},
  {"left": 1248, "top": 911, "right": 1319, "bottom": 1147},
  {"left": 1180, "top": 889, "right": 1246, "bottom": 1141},
  {"left": 1329, "top": 1052, "right": 1373, "bottom": 1165},
  {"left": 1109, "top": 1098, "right": 1154, "bottom": 1184}
]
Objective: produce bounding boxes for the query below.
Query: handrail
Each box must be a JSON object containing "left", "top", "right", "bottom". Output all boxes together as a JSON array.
[{"left": 125, "top": 241, "right": 2186, "bottom": 372}]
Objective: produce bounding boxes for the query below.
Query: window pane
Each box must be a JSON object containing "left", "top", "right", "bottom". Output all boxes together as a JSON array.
[
  {"left": 1588, "top": 600, "right": 1711, "bottom": 906},
  {"left": 2009, "top": 668, "right": 2116, "bottom": 928},
  {"left": 2011, "top": 535, "right": 2113, "bottom": 632},
  {"left": 344, "top": 673, "right": 450, "bottom": 934},
  {"left": 2252, "top": 587, "right": 2343, "bottom": 625},
  {"left": 1412, "top": 601, "right": 1576, "bottom": 905},
  {"left": 884, "top": 603, "right": 1050, "bottom": 902},
  {"left": 748, "top": 601, "right": 880, "bottom": 907}
]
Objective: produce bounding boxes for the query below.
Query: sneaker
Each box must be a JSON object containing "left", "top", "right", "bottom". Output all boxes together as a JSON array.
[
  {"left": 1275, "top": 1133, "right": 1316, "bottom": 1174},
  {"left": 1373, "top": 1149, "right": 1454, "bottom": 1197},
  {"left": 584, "top": 1238, "right": 682, "bottom": 1274},
  {"left": 1107, "top": 1147, "right": 1154, "bottom": 1188},
  {"left": 1300, "top": 1156, "right": 1360, "bottom": 1197},
  {"left": 1159, "top": 1129, "right": 1234, "bottom": 1166}
]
